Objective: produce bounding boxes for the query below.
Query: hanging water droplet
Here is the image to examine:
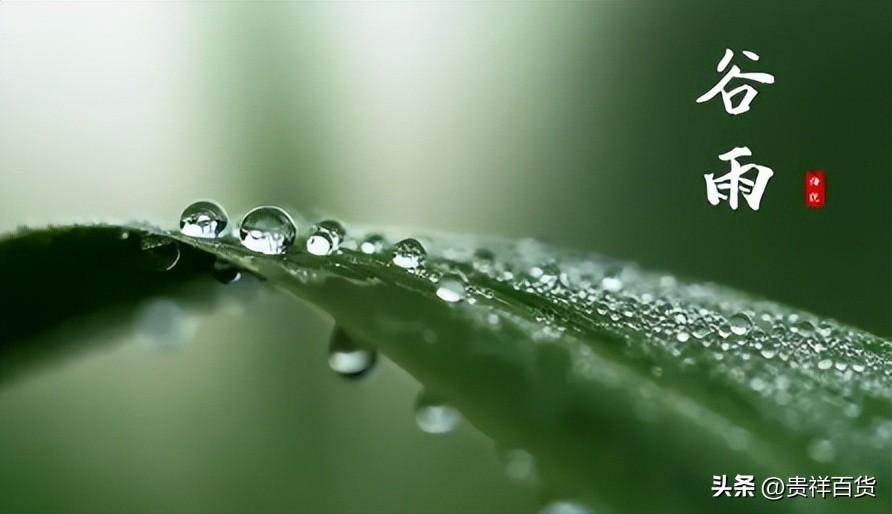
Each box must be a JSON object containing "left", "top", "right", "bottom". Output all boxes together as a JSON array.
[
  {"left": 728, "top": 312, "right": 752, "bottom": 336},
  {"left": 415, "top": 391, "right": 460, "bottom": 434},
  {"left": 392, "top": 238, "right": 426, "bottom": 269},
  {"left": 179, "top": 200, "right": 229, "bottom": 239},
  {"left": 238, "top": 206, "right": 296, "bottom": 255},
  {"left": 140, "top": 236, "right": 180, "bottom": 271},
  {"left": 306, "top": 220, "right": 346, "bottom": 256},
  {"left": 436, "top": 277, "right": 466, "bottom": 303},
  {"left": 328, "top": 328, "right": 377, "bottom": 378},
  {"left": 360, "top": 234, "right": 385, "bottom": 255},
  {"left": 212, "top": 259, "right": 241, "bottom": 284}
]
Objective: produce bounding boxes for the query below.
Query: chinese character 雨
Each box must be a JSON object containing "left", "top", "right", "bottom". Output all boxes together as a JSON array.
[
  {"left": 704, "top": 146, "right": 774, "bottom": 211},
  {"left": 697, "top": 49, "right": 775, "bottom": 115}
]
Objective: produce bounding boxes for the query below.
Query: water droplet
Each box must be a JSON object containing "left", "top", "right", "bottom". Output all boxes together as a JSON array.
[
  {"left": 392, "top": 238, "right": 426, "bottom": 269},
  {"left": 212, "top": 259, "right": 241, "bottom": 284},
  {"left": 794, "top": 320, "right": 815, "bottom": 336},
  {"left": 179, "top": 200, "right": 229, "bottom": 239},
  {"left": 328, "top": 328, "right": 377, "bottom": 378},
  {"left": 306, "top": 220, "right": 346, "bottom": 256},
  {"left": 436, "top": 277, "right": 466, "bottom": 303},
  {"left": 415, "top": 391, "right": 460, "bottom": 434},
  {"left": 817, "top": 358, "right": 833, "bottom": 370},
  {"left": 360, "top": 234, "right": 385, "bottom": 254},
  {"left": 238, "top": 206, "right": 296, "bottom": 255},
  {"left": 676, "top": 331, "right": 690, "bottom": 343},
  {"left": 140, "top": 236, "right": 180, "bottom": 271},
  {"left": 499, "top": 448, "right": 537, "bottom": 483},
  {"left": 808, "top": 438, "right": 835, "bottom": 463},
  {"left": 472, "top": 248, "right": 495, "bottom": 271},
  {"left": 728, "top": 312, "right": 752, "bottom": 336},
  {"left": 539, "top": 500, "right": 593, "bottom": 514},
  {"left": 135, "top": 299, "right": 197, "bottom": 350},
  {"left": 600, "top": 276, "right": 623, "bottom": 292}
]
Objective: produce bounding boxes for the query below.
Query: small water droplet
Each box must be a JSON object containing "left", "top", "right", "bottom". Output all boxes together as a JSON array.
[
  {"left": 328, "top": 328, "right": 377, "bottom": 378},
  {"left": 817, "top": 358, "right": 833, "bottom": 370},
  {"left": 498, "top": 448, "right": 537, "bottom": 483},
  {"left": 539, "top": 500, "right": 593, "bottom": 514},
  {"left": 436, "top": 277, "right": 466, "bottom": 303},
  {"left": 135, "top": 299, "right": 196, "bottom": 350},
  {"left": 808, "top": 438, "right": 835, "bottom": 463},
  {"left": 179, "top": 200, "right": 229, "bottom": 239},
  {"left": 676, "top": 331, "right": 690, "bottom": 343},
  {"left": 140, "top": 236, "right": 180, "bottom": 271},
  {"left": 472, "top": 248, "right": 495, "bottom": 271},
  {"left": 729, "top": 312, "right": 752, "bottom": 336},
  {"left": 360, "top": 234, "right": 385, "bottom": 254},
  {"left": 415, "top": 391, "right": 460, "bottom": 434},
  {"left": 306, "top": 220, "right": 346, "bottom": 256},
  {"left": 392, "top": 238, "right": 426, "bottom": 269},
  {"left": 238, "top": 206, "right": 296, "bottom": 255},
  {"left": 794, "top": 320, "right": 815, "bottom": 336}
]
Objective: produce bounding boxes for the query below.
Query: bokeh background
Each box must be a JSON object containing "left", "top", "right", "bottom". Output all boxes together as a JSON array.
[{"left": 0, "top": 2, "right": 889, "bottom": 513}]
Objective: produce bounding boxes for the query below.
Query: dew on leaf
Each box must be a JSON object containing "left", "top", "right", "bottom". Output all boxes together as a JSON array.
[
  {"left": 392, "top": 238, "right": 426, "bottom": 269},
  {"left": 436, "top": 277, "right": 467, "bottom": 303},
  {"left": 179, "top": 200, "right": 229, "bottom": 239},
  {"left": 728, "top": 312, "right": 752, "bottom": 336},
  {"left": 238, "top": 206, "right": 296, "bottom": 255},
  {"left": 306, "top": 220, "right": 346, "bottom": 256},
  {"left": 360, "top": 234, "right": 385, "bottom": 255}
]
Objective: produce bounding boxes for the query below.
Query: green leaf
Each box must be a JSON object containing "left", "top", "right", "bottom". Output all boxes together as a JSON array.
[{"left": 1, "top": 223, "right": 889, "bottom": 514}]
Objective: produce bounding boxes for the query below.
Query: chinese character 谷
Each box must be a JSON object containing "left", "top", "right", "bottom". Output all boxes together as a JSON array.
[
  {"left": 697, "top": 49, "right": 775, "bottom": 115},
  {"left": 704, "top": 146, "right": 774, "bottom": 210}
]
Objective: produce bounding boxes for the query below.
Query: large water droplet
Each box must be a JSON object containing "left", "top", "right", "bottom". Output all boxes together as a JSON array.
[
  {"left": 415, "top": 391, "right": 460, "bottom": 434},
  {"left": 306, "top": 220, "right": 346, "bottom": 256},
  {"left": 436, "top": 276, "right": 466, "bottom": 303},
  {"left": 179, "top": 200, "right": 229, "bottom": 239},
  {"left": 392, "top": 238, "right": 426, "bottom": 269},
  {"left": 238, "top": 206, "right": 296, "bottom": 255},
  {"left": 728, "top": 312, "right": 752, "bottom": 336},
  {"left": 328, "top": 328, "right": 377, "bottom": 378},
  {"left": 140, "top": 236, "right": 180, "bottom": 271}
]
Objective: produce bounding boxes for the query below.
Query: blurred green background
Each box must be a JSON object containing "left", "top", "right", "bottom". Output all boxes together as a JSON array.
[{"left": 0, "top": 1, "right": 888, "bottom": 513}]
